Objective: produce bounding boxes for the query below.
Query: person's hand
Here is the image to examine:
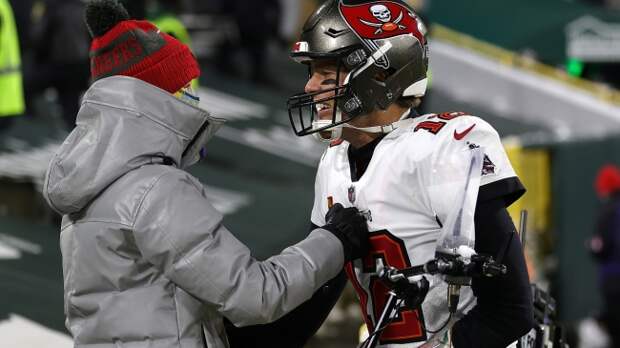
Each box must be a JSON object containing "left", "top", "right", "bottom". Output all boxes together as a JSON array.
[{"left": 322, "top": 203, "right": 369, "bottom": 262}]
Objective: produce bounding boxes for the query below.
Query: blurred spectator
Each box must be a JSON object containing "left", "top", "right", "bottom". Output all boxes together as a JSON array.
[
  {"left": 577, "top": 316, "right": 611, "bottom": 348},
  {"left": 148, "top": 0, "right": 198, "bottom": 90},
  {"left": 216, "top": 0, "right": 281, "bottom": 84},
  {"left": 149, "top": 0, "right": 191, "bottom": 47},
  {"left": 25, "top": 0, "right": 90, "bottom": 129},
  {"left": 119, "top": 0, "right": 146, "bottom": 19},
  {"left": 8, "top": 0, "right": 35, "bottom": 53},
  {"left": 0, "top": 0, "right": 25, "bottom": 132},
  {"left": 278, "top": 0, "right": 302, "bottom": 43},
  {"left": 589, "top": 164, "right": 620, "bottom": 348},
  {"left": 581, "top": 0, "right": 620, "bottom": 9}
]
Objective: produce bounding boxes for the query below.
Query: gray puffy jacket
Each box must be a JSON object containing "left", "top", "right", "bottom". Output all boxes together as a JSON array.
[{"left": 43, "top": 76, "right": 343, "bottom": 348}]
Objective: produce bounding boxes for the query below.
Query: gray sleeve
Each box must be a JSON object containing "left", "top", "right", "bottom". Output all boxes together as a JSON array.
[{"left": 132, "top": 170, "right": 344, "bottom": 326}]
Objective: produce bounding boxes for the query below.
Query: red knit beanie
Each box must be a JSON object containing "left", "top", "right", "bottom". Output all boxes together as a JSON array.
[
  {"left": 595, "top": 164, "right": 620, "bottom": 198},
  {"left": 85, "top": 0, "right": 199, "bottom": 94}
]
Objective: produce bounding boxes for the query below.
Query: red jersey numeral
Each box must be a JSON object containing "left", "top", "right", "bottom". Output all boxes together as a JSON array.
[
  {"left": 347, "top": 231, "right": 427, "bottom": 344},
  {"left": 414, "top": 121, "right": 446, "bottom": 135},
  {"left": 419, "top": 112, "right": 467, "bottom": 134}
]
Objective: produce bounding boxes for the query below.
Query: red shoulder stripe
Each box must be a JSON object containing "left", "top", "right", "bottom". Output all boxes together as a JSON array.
[
  {"left": 437, "top": 112, "right": 467, "bottom": 121},
  {"left": 330, "top": 138, "right": 344, "bottom": 147}
]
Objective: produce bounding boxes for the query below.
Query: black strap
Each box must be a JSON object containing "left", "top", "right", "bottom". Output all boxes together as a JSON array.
[
  {"left": 148, "top": 154, "right": 176, "bottom": 166},
  {"left": 162, "top": 157, "right": 175, "bottom": 166}
]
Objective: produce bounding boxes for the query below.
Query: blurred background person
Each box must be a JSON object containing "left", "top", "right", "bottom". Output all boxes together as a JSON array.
[
  {"left": 150, "top": 0, "right": 190, "bottom": 44},
  {"left": 8, "top": 0, "right": 34, "bottom": 62},
  {"left": 147, "top": 0, "right": 199, "bottom": 90},
  {"left": 589, "top": 164, "right": 620, "bottom": 348},
  {"left": 118, "top": 0, "right": 190, "bottom": 45},
  {"left": 215, "top": 0, "right": 281, "bottom": 84},
  {"left": 0, "top": 0, "right": 24, "bottom": 133},
  {"left": 120, "top": 0, "right": 146, "bottom": 19},
  {"left": 24, "top": 0, "right": 90, "bottom": 130}
]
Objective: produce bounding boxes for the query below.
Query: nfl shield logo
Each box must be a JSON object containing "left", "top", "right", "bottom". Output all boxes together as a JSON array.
[{"left": 348, "top": 185, "right": 356, "bottom": 204}]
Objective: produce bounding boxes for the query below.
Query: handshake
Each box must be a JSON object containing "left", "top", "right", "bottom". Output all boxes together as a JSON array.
[{"left": 321, "top": 203, "right": 370, "bottom": 262}]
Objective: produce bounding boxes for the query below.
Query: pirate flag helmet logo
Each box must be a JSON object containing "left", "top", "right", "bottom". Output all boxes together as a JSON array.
[{"left": 339, "top": 1, "right": 426, "bottom": 42}]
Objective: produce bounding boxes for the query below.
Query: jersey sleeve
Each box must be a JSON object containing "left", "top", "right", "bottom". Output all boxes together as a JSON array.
[
  {"left": 461, "top": 116, "right": 525, "bottom": 206},
  {"left": 423, "top": 115, "right": 525, "bottom": 223}
]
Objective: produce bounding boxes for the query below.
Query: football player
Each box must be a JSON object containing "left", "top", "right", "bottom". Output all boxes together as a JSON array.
[{"left": 285, "top": 0, "right": 535, "bottom": 347}]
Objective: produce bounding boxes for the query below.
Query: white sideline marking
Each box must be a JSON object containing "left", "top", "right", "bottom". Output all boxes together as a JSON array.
[
  {"left": 0, "top": 233, "right": 42, "bottom": 255},
  {"left": 197, "top": 87, "right": 268, "bottom": 121},
  {"left": 204, "top": 185, "right": 252, "bottom": 215},
  {"left": 0, "top": 241, "right": 20, "bottom": 260},
  {"left": 216, "top": 125, "right": 324, "bottom": 166},
  {"left": 0, "top": 233, "right": 42, "bottom": 260},
  {"left": 0, "top": 141, "right": 60, "bottom": 187},
  {"left": 0, "top": 314, "right": 72, "bottom": 347}
]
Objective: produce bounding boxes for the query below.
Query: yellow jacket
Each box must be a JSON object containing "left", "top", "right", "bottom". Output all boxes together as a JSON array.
[{"left": 0, "top": 0, "right": 24, "bottom": 117}]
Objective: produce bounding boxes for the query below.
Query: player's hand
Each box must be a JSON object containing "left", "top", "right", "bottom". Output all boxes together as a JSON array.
[{"left": 322, "top": 203, "right": 369, "bottom": 262}]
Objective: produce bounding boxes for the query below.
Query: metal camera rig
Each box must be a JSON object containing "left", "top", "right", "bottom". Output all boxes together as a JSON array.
[
  {"left": 515, "top": 211, "right": 569, "bottom": 348},
  {"left": 361, "top": 251, "right": 506, "bottom": 348},
  {"left": 361, "top": 210, "right": 569, "bottom": 348}
]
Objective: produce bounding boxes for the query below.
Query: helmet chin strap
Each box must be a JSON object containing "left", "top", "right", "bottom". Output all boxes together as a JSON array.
[
  {"left": 343, "top": 108, "right": 412, "bottom": 134},
  {"left": 342, "top": 119, "right": 410, "bottom": 134},
  {"left": 311, "top": 108, "right": 412, "bottom": 142}
]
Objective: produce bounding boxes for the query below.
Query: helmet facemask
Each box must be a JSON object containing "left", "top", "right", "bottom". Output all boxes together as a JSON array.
[{"left": 287, "top": 53, "right": 367, "bottom": 142}]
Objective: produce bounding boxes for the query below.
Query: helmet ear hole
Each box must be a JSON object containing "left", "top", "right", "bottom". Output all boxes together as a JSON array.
[
  {"left": 373, "top": 68, "right": 396, "bottom": 83},
  {"left": 396, "top": 96, "right": 422, "bottom": 109},
  {"left": 373, "top": 71, "right": 388, "bottom": 83}
]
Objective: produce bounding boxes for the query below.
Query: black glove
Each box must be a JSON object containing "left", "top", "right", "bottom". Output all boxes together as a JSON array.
[
  {"left": 391, "top": 273, "right": 429, "bottom": 310},
  {"left": 322, "top": 203, "right": 369, "bottom": 262}
]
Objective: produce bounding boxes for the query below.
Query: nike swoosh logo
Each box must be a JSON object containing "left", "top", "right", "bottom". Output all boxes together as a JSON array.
[{"left": 454, "top": 124, "right": 476, "bottom": 140}]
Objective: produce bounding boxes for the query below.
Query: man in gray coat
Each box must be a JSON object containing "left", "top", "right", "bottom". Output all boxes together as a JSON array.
[{"left": 43, "top": 1, "right": 369, "bottom": 347}]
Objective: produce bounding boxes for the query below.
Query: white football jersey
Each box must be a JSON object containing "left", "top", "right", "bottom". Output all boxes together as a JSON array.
[{"left": 310, "top": 112, "right": 520, "bottom": 347}]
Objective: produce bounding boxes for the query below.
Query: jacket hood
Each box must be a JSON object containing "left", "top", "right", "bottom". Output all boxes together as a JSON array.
[{"left": 43, "top": 76, "right": 225, "bottom": 215}]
